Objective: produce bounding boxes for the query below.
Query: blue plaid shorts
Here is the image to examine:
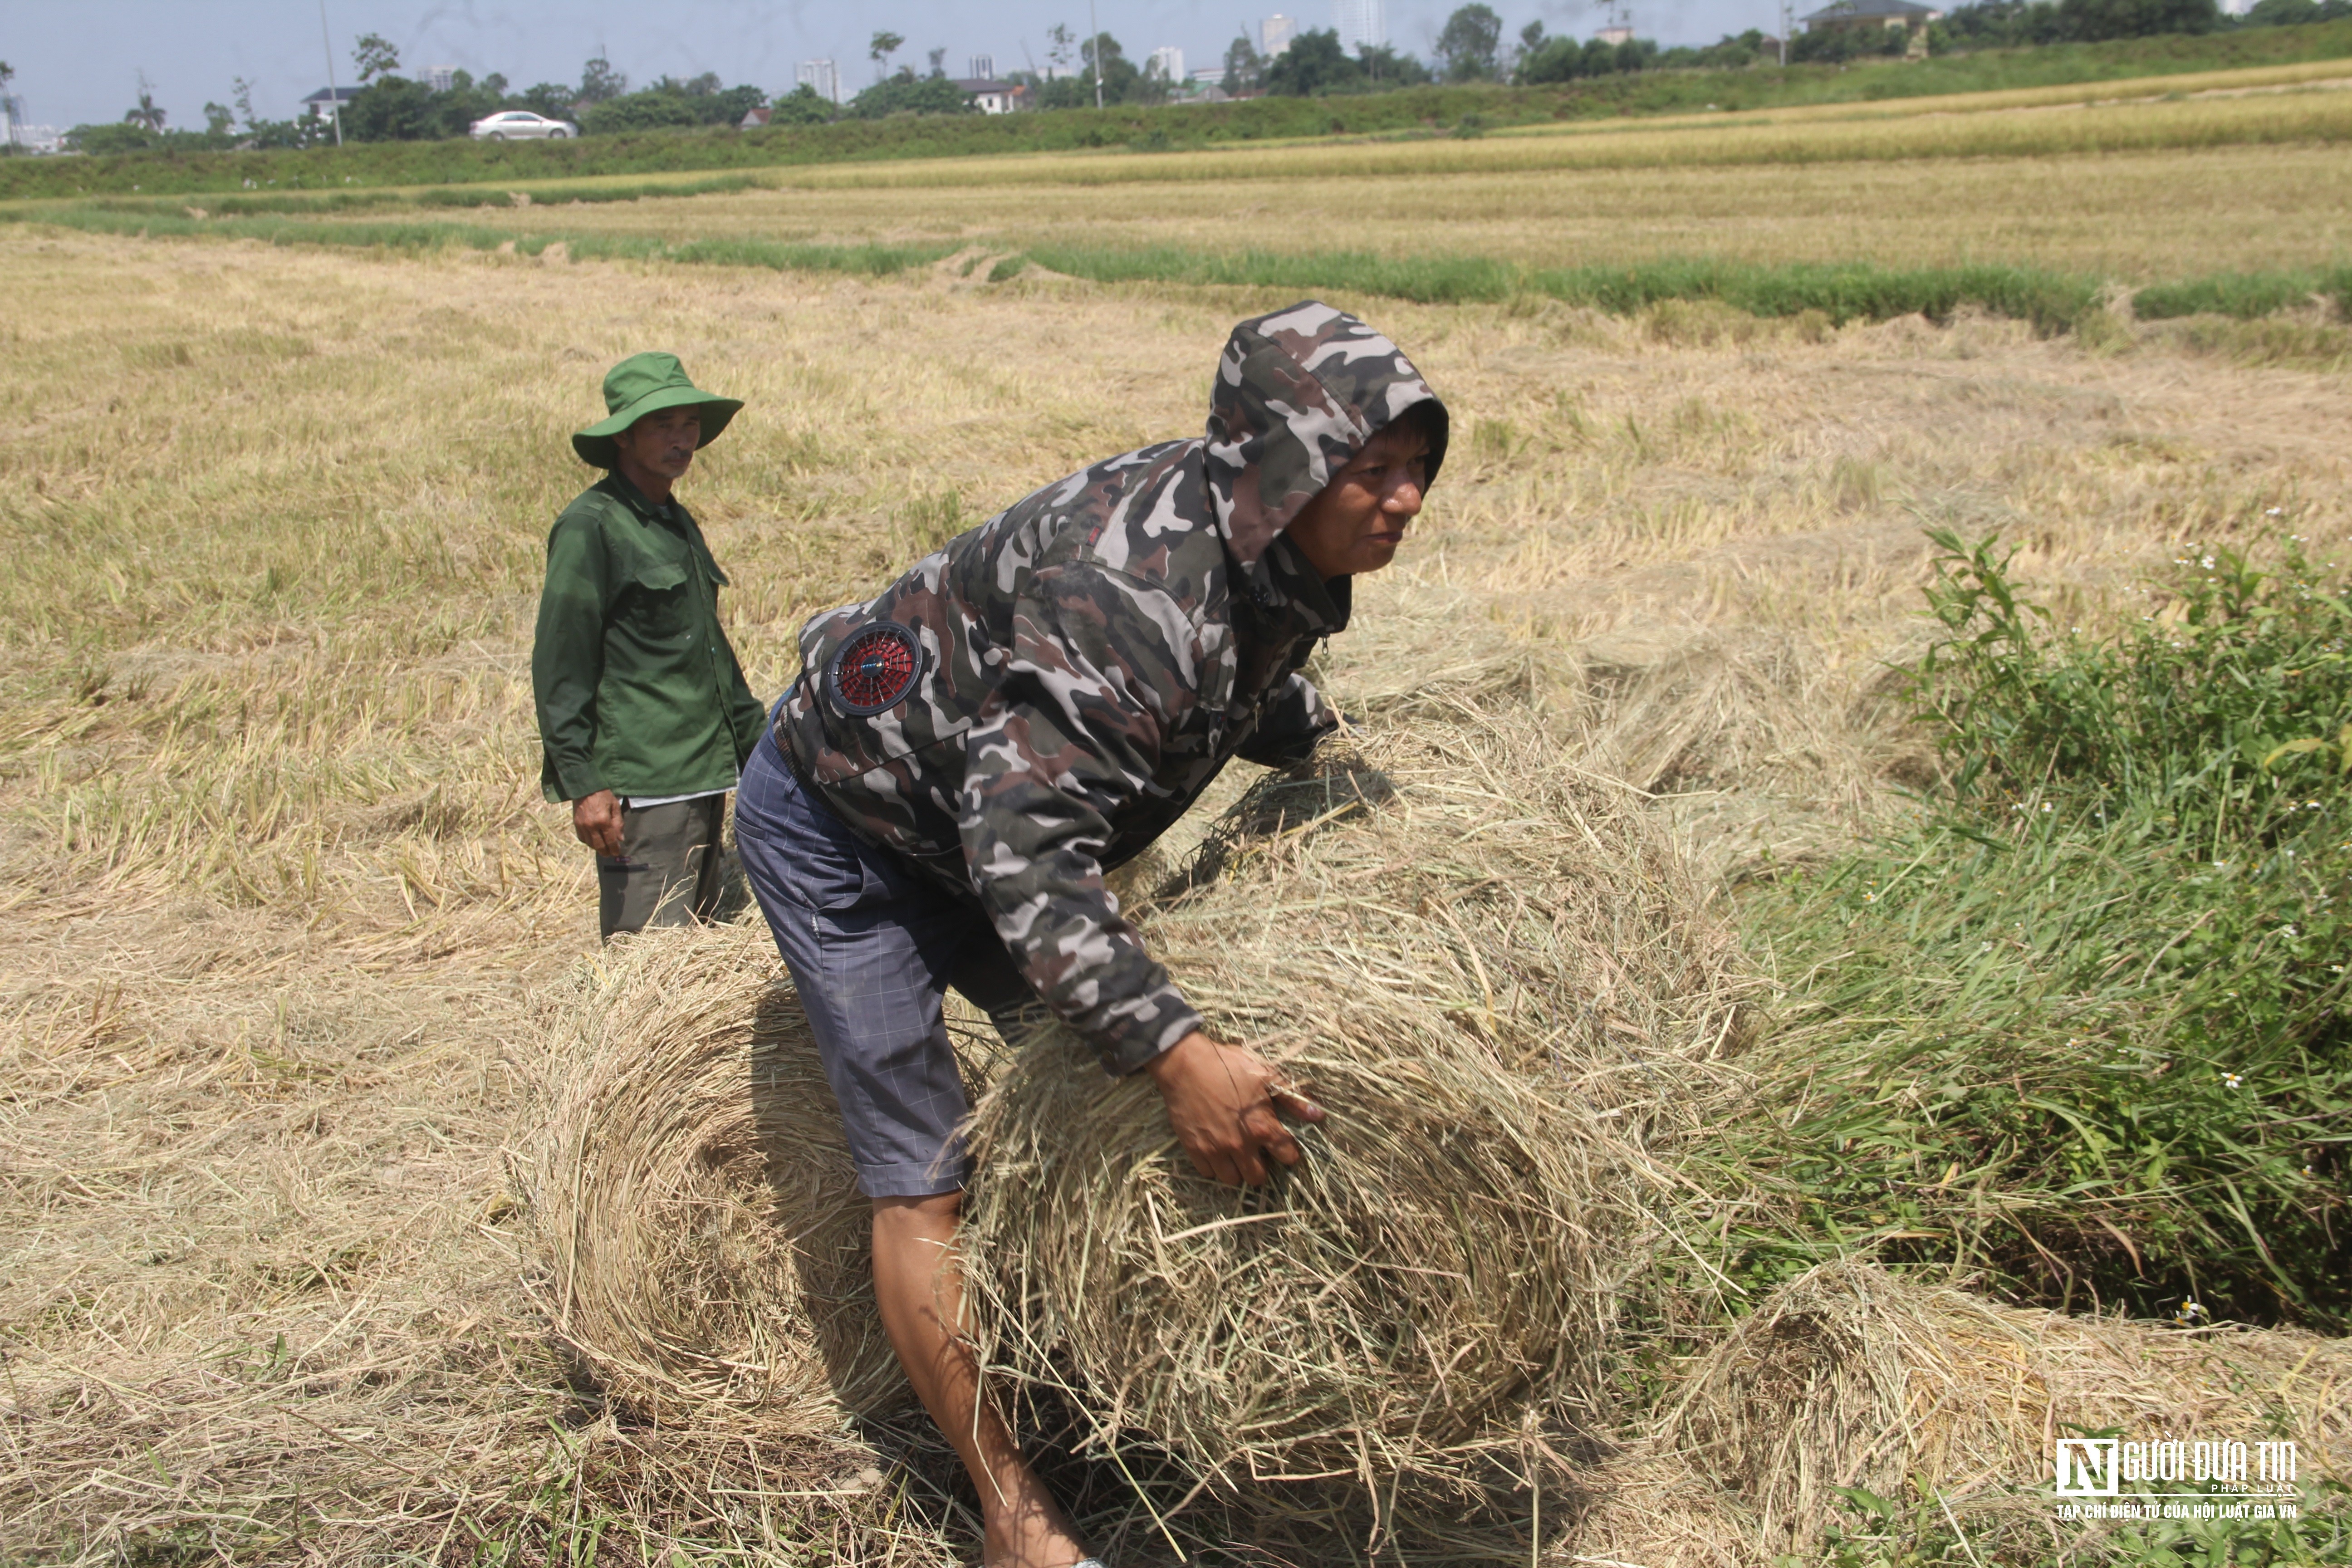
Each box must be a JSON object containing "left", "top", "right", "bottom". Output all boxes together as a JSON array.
[{"left": 733, "top": 719, "right": 1031, "bottom": 1198}]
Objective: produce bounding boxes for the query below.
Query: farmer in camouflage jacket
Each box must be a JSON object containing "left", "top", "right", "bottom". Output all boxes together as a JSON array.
[{"left": 733, "top": 302, "right": 1446, "bottom": 1568}]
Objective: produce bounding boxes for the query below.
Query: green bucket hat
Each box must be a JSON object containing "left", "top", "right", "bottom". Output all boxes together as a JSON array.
[{"left": 572, "top": 351, "right": 744, "bottom": 468}]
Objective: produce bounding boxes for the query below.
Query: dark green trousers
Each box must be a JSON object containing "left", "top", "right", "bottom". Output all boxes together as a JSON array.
[{"left": 597, "top": 794, "right": 727, "bottom": 941}]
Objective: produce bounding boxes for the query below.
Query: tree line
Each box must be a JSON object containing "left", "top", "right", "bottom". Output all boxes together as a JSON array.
[{"left": 39, "top": 0, "right": 2352, "bottom": 155}]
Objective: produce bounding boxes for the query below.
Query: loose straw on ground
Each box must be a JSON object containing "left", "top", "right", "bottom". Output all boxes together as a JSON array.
[{"left": 1665, "top": 1256, "right": 2352, "bottom": 1555}]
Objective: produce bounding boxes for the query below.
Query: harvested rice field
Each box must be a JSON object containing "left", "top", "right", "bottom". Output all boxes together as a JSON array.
[
  {"left": 247, "top": 139, "right": 2352, "bottom": 282},
  {"left": 2, "top": 213, "right": 2347, "bottom": 1565}
]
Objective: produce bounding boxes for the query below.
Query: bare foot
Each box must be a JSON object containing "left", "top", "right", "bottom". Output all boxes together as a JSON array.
[{"left": 980, "top": 1470, "right": 1089, "bottom": 1568}]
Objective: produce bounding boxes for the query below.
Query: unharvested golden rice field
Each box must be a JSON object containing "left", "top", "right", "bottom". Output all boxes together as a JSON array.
[
  {"left": 773, "top": 73, "right": 2352, "bottom": 185},
  {"left": 2, "top": 204, "right": 2347, "bottom": 1562},
  {"left": 135, "top": 69, "right": 2349, "bottom": 284},
  {"left": 351, "top": 139, "right": 2350, "bottom": 282}
]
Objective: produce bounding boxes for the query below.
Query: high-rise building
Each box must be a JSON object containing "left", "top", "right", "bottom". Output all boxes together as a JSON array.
[
  {"left": 969, "top": 54, "right": 996, "bottom": 79},
  {"left": 426, "top": 65, "right": 457, "bottom": 93},
  {"left": 1148, "top": 45, "right": 1186, "bottom": 82},
  {"left": 1260, "top": 14, "right": 1298, "bottom": 55},
  {"left": 1333, "top": 0, "right": 1387, "bottom": 53},
  {"left": 796, "top": 59, "right": 840, "bottom": 103}
]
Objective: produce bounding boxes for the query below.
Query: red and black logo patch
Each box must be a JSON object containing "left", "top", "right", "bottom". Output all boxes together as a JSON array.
[{"left": 825, "top": 622, "right": 924, "bottom": 716}]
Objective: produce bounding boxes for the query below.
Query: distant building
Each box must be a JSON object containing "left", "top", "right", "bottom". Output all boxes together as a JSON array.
[
  {"left": 1333, "top": 0, "right": 1388, "bottom": 53},
  {"left": 952, "top": 77, "right": 1028, "bottom": 113},
  {"left": 1799, "top": 0, "right": 1944, "bottom": 29},
  {"left": 13, "top": 122, "right": 63, "bottom": 154},
  {"left": 739, "top": 105, "right": 772, "bottom": 128},
  {"left": 1148, "top": 45, "right": 1186, "bottom": 83},
  {"left": 1595, "top": 25, "right": 1636, "bottom": 44},
  {"left": 1189, "top": 64, "right": 1227, "bottom": 83},
  {"left": 426, "top": 65, "right": 456, "bottom": 93},
  {"left": 969, "top": 54, "right": 996, "bottom": 78},
  {"left": 299, "top": 86, "right": 361, "bottom": 121},
  {"left": 796, "top": 58, "right": 841, "bottom": 104},
  {"left": 1260, "top": 14, "right": 1297, "bottom": 56}
]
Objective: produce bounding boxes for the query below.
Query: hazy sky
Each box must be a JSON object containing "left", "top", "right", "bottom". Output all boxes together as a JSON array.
[{"left": 5, "top": 0, "right": 1787, "bottom": 130}]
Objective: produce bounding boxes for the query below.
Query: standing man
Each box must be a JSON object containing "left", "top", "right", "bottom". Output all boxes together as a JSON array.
[
  {"left": 534, "top": 352, "right": 768, "bottom": 941},
  {"left": 732, "top": 302, "right": 1446, "bottom": 1568}
]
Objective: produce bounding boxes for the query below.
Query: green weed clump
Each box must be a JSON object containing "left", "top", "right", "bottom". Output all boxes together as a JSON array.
[{"left": 1738, "top": 530, "right": 2352, "bottom": 1326}]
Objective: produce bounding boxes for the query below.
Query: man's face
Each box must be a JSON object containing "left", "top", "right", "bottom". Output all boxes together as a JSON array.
[
  {"left": 1282, "top": 420, "right": 1431, "bottom": 579},
  {"left": 614, "top": 405, "right": 702, "bottom": 481}
]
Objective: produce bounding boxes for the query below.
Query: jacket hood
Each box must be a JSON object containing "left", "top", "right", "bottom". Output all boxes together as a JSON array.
[{"left": 1203, "top": 300, "right": 1449, "bottom": 573}]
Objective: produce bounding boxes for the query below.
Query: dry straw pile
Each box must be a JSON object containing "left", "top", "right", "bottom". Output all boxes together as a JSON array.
[
  {"left": 1662, "top": 1257, "right": 2352, "bottom": 1555},
  {"left": 524, "top": 930, "right": 921, "bottom": 1427},
  {"left": 962, "top": 696, "right": 1762, "bottom": 1520},
  {"left": 514, "top": 679, "right": 1763, "bottom": 1539}
]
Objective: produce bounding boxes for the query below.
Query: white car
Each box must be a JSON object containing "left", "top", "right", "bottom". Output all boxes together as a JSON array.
[{"left": 470, "top": 110, "right": 579, "bottom": 141}]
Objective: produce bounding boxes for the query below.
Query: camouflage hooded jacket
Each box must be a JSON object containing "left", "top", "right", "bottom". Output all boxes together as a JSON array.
[{"left": 776, "top": 302, "right": 1449, "bottom": 1074}]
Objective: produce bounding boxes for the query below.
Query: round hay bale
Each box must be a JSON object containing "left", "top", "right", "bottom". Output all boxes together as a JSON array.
[
  {"left": 522, "top": 921, "right": 907, "bottom": 1425},
  {"left": 965, "top": 712, "right": 1761, "bottom": 1502},
  {"left": 1667, "top": 1256, "right": 2352, "bottom": 1553}
]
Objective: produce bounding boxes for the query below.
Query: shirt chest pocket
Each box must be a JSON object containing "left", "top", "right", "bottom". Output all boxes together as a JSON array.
[{"left": 628, "top": 558, "right": 696, "bottom": 642}]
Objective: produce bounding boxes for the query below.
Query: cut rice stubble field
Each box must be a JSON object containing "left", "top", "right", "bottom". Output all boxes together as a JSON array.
[{"left": 3, "top": 229, "right": 2348, "bottom": 1559}]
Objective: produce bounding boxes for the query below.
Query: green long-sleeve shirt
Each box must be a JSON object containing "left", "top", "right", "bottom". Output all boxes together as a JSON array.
[{"left": 533, "top": 472, "right": 768, "bottom": 804}]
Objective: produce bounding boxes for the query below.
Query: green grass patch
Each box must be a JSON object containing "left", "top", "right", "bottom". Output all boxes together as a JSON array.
[
  {"left": 1022, "top": 245, "right": 2103, "bottom": 329},
  {"left": 5, "top": 19, "right": 2347, "bottom": 201},
  {"left": 79, "top": 172, "right": 771, "bottom": 220},
  {"left": 14, "top": 203, "right": 2347, "bottom": 343},
  {"left": 1735, "top": 530, "right": 2352, "bottom": 1327},
  {"left": 2135, "top": 265, "right": 2352, "bottom": 320},
  {"left": 0, "top": 204, "right": 954, "bottom": 276}
]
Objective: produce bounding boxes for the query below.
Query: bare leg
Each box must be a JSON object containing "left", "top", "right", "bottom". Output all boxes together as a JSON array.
[{"left": 871, "top": 1193, "right": 1090, "bottom": 1568}]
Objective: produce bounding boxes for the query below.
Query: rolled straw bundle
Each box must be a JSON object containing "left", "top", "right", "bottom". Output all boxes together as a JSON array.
[
  {"left": 1668, "top": 1257, "right": 2352, "bottom": 1552},
  {"left": 965, "top": 710, "right": 1761, "bottom": 1505},
  {"left": 524, "top": 923, "right": 913, "bottom": 1425}
]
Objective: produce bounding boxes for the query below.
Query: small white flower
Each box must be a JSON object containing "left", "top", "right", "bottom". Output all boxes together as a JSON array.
[
  {"left": 2268, "top": 507, "right": 2284, "bottom": 516},
  {"left": 2283, "top": 925, "right": 2298, "bottom": 937},
  {"left": 2222, "top": 1072, "right": 2244, "bottom": 1088},
  {"left": 2202, "top": 555, "right": 2216, "bottom": 569}
]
